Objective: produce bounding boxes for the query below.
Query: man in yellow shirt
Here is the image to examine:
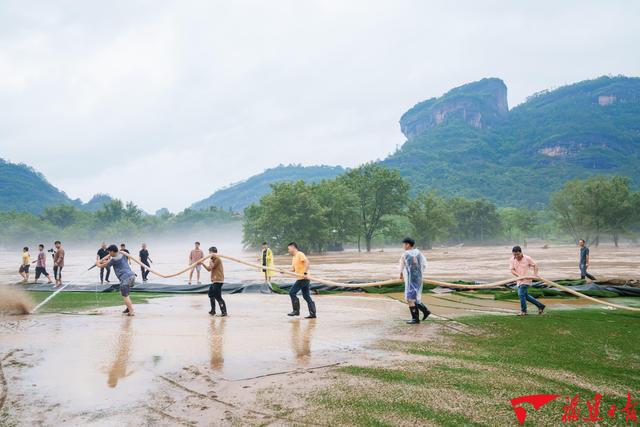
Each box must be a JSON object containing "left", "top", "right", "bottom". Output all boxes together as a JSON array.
[
  {"left": 19, "top": 246, "right": 31, "bottom": 282},
  {"left": 286, "top": 242, "right": 316, "bottom": 318}
]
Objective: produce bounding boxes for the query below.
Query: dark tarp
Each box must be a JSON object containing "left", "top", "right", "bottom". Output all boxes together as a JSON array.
[
  {"left": 15, "top": 280, "right": 640, "bottom": 297},
  {"left": 18, "top": 281, "right": 273, "bottom": 294}
]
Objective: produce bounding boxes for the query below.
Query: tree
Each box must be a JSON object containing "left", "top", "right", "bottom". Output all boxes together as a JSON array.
[
  {"left": 95, "top": 199, "right": 126, "bottom": 224},
  {"left": 602, "top": 177, "right": 635, "bottom": 247},
  {"left": 407, "top": 191, "right": 455, "bottom": 249},
  {"left": 448, "top": 198, "right": 501, "bottom": 243},
  {"left": 312, "top": 180, "right": 360, "bottom": 250},
  {"left": 242, "top": 181, "right": 328, "bottom": 253},
  {"left": 124, "top": 201, "right": 144, "bottom": 223},
  {"left": 41, "top": 205, "right": 82, "bottom": 228},
  {"left": 340, "top": 163, "right": 409, "bottom": 252},
  {"left": 551, "top": 176, "right": 637, "bottom": 246},
  {"left": 500, "top": 207, "right": 538, "bottom": 246}
]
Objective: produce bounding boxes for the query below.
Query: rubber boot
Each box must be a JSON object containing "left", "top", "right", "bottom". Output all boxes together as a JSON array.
[
  {"left": 219, "top": 300, "right": 228, "bottom": 317},
  {"left": 209, "top": 298, "right": 216, "bottom": 316},
  {"left": 288, "top": 298, "right": 300, "bottom": 316},
  {"left": 406, "top": 306, "right": 420, "bottom": 324},
  {"left": 417, "top": 302, "right": 431, "bottom": 321},
  {"left": 305, "top": 301, "right": 317, "bottom": 319}
]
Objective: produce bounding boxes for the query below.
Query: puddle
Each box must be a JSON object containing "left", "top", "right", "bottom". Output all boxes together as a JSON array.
[{"left": 0, "top": 294, "right": 405, "bottom": 415}]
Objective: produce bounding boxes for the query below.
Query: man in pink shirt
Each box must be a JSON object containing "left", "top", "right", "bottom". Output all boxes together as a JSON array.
[
  {"left": 188, "top": 241, "right": 204, "bottom": 285},
  {"left": 510, "top": 246, "right": 545, "bottom": 316}
]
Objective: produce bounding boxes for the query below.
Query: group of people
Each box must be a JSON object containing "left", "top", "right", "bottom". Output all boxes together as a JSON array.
[
  {"left": 96, "top": 242, "right": 152, "bottom": 285},
  {"left": 18, "top": 241, "right": 65, "bottom": 287},
  {"left": 21, "top": 236, "right": 598, "bottom": 322}
]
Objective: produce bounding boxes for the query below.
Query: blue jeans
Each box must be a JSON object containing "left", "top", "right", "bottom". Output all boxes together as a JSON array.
[
  {"left": 289, "top": 279, "right": 314, "bottom": 311},
  {"left": 579, "top": 264, "right": 596, "bottom": 280},
  {"left": 517, "top": 285, "right": 544, "bottom": 313}
]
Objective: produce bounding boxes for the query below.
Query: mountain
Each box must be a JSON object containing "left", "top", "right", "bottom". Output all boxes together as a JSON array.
[
  {"left": 0, "top": 159, "right": 76, "bottom": 213},
  {"left": 0, "top": 159, "right": 119, "bottom": 214},
  {"left": 81, "top": 193, "right": 114, "bottom": 212},
  {"left": 383, "top": 75, "right": 640, "bottom": 206},
  {"left": 191, "top": 164, "right": 345, "bottom": 212},
  {"left": 400, "top": 78, "right": 509, "bottom": 139}
]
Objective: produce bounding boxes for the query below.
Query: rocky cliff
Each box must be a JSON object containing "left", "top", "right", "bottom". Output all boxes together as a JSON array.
[
  {"left": 399, "top": 78, "right": 508, "bottom": 139},
  {"left": 385, "top": 75, "right": 640, "bottom": 206}
]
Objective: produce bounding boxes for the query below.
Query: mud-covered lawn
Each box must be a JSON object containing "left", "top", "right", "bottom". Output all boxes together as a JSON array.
[
  {"left": 309, "top": 309, "right": 640, "bottom": 426},
  {"left": 1, "top": 291, "right": 638, "bottom": 426}
]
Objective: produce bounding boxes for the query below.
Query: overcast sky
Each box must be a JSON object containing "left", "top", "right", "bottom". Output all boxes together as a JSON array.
[{"left": 1, "top": 1, "right": 638, "bottom": 212}]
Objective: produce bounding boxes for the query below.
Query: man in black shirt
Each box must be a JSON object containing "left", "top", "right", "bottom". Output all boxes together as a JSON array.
[
  {"left": 97, "top": 242, "right": 111, "bottom": 284},
  {"left": 139, "top": 243, "right": 152, "bottom": 282},
  {"left": 578, "top": 239, "right": 596, "bottom": 281},
  {"left": 120, "top": 243, "right": 131, "bottom": 265}
]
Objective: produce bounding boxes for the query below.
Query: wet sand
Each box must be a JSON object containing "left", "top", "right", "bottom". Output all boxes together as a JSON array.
[
  {"left": 0, "top": 294, "right": 406, "bottom": 425},
  {"left": 2, "top": 291, "right": 634, "bottom": 425},
  {"left": 1, "top": 242, "right": 638, "bottom": 425}
]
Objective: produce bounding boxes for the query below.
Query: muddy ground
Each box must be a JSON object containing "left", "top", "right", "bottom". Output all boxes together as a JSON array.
[
  {"left": 1, "top": 243, "right": 638, "bottom": 425},
  {"left": 1, "top": 291, "right": 630, "bottom": 426}
]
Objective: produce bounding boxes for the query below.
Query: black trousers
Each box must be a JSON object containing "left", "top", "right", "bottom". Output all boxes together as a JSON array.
[
  {"left": 208, "top": 282, "right": 226, "bottom": 313},
  {"left": 100, "top": 266, "right": 111, "bottom": 282},
  {"left": 141, "top": 260, "right": 150, "bottom": 280},
  {"left": 53, "top": 266, "right": 63, "bottom": 281}
]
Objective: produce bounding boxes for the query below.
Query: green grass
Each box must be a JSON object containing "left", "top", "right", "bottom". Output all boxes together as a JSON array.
[
  {"left": 28, "top": 291, "right": 167, "bottom": 313},
  {"left": 310, "top": 309, "right": 640, "bottom": 426}
]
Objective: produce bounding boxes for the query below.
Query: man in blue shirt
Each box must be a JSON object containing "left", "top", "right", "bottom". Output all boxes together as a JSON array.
[
  {"left": 578, "top": 239, "right": 596, "bottom": 281},
  {"left": 96, "top": 244, "right": 135, "bottom": 316}
]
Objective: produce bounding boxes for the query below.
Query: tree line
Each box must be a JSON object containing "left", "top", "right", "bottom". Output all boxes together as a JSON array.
[
  {"left": 0, "top": 199, "right": 238, "bottom": 244},
  {"left": 243, "top": 164, "right": 640, "bottom": 253}
]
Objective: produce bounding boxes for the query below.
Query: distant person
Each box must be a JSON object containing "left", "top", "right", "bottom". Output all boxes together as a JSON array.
[
  {"left": 578, "top": 239, "right": 596, "bottom": 281},
  {"left": 260, "top": 242, "right": 274, "bottom": 287},
  {"left": 53, "top": 240, "right": 65, "bottom": 287},
  {"left": 19, "top": 246, "right": 31, "bottom": 282},
  {"left": 139, "top": 243, "right": 152, "bottom": 282},
  {"left": 510, "top": 246, "right": 545, "bottom": 316},
  {"left": 286, "top": 242, "right": 316, "bottom": 319},
  {"left": 188, "top": 242, "right": 204, "bottom": 285},
  {"left": 34, "top": 244, "right": 53, "bottom": 284},
  {"left": 399, "top": 237, "right": 431, "bottom": 324},
  {"left": 97, "top": 242, "right": 111, "bottom": 284},
  {"left": 201, "top": 246, "right": 227, "bottom": 316},
  {"left": 96, "top": 244, "right": 135, "bottom": 316},
  {"left": 120, "top": 243, "right": 131, "bottom": 264}
]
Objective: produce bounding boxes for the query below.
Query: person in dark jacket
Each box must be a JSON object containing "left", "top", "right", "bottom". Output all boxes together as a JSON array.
[
  {"left": 578, "top": 239, "right": 596, "bottom": 281},
  {"left": 139, "top": 243, "right": 152, "bottom": 282},
  {"left": 201, "top": 246, "right": 227, "bottom": 316}
]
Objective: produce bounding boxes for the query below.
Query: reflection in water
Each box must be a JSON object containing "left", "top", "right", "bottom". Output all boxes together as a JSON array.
[
  {"left": 107, "top": 317, "right": 134, "bottom": 388},
  {"left": 208, "top": 317, "right": 226, "bottom": 371},
  {"left": 290, "top": 319, "right": 316, "bottom": 362}
]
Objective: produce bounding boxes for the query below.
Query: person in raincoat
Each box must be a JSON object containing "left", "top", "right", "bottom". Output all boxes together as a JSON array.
[
  {"left": 399, "top": 237, "right": 431, "bottom": 324},
  {"left": 260, "top": 242, "right": 275, "bottom": 287}
]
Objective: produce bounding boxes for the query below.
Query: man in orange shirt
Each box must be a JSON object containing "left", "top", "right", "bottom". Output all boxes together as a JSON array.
[{"left": 286, "top": 242, "right": 316, "bottom": 319}]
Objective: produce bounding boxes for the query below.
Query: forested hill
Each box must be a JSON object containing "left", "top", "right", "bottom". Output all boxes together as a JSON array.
[
  {"left": 191, "top": 164, "right": 345, "bottom": 212},
  {"left": 383, "top": 75, "right": 640, "bottom": 206},
  {"left": 0, "top": 159, "right": 114, "bottom": 214},
  {"left": 0, "top": 159, "right": 75, "bottom": 213}
]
